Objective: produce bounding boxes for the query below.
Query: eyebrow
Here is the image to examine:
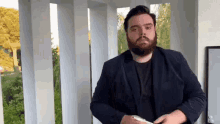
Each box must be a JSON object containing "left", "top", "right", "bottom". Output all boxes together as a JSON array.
[{"left": 130, "top": 23, "right": 153, "bottom": 29}]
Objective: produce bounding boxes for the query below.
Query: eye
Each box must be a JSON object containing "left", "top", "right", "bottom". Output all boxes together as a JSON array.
[
  {"left": 131, "top": 28, "right": 137, "bottom": 31},
  {"left": 145, "top": 27, "right": 151, "bottom": 30}
]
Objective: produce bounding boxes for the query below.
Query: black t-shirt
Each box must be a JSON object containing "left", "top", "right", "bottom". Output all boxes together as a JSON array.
[{"left": 134, "top": 58, "right": 157, "bottom": 122}]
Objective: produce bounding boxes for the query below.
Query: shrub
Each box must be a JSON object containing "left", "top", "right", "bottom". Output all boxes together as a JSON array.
[
  {"left": 2, "top": 71, "right": 25, "bottom": 123},
  {"left": 1, "top": 47, "right": 63, "bottom": 123}
]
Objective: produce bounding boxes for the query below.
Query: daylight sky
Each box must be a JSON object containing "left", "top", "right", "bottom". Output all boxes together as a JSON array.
[{"left": 0, "top": 0, "right": 159, "bottom": 48}]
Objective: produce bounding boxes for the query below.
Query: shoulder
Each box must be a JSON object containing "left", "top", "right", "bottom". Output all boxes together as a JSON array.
[
  {"left": 102, "top": 50, "right": 129, "bottom": 74},
  {"left": 157, "top": 46, "right": 181, "bottom": 56},
  {"left": 157, "top": 46, "right": 183, "bottom": 63},
  {"left": 104, "top": 50, "right": 129, "bottom": 66},
  {"left": 157, "top": 47, "right": 187, "bottom": 80}
]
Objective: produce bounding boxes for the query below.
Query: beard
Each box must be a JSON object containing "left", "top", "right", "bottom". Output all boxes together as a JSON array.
[{"left": 127, "top": 32, "right": 157, "bottom": 56}]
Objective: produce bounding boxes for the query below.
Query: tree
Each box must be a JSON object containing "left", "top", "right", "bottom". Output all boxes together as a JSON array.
[
  {"left": 0, "top": 7, "right": 20, "bottom": 49},
  {"left": 0, "top": 7, "right": 20, "bottom": 72},
  {"left": 2, "top": 70, "right": 25, "bottom": 124},
  {"left": 117, "top": 13, "right": 128, "bottom": 54},
  {"left": 156, "top": 3, "right": 171, "bottom": 49},
  {"left": 0, "top": 48, "right": 14, "bottom": 72}
]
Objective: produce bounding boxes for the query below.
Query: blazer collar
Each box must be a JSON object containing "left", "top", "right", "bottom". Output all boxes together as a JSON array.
[{"left": 123, "top": 47, "right": 169, "bottom": 117}]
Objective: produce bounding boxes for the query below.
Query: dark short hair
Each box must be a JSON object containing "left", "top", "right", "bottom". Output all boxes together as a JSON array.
[{"left": 124, "top": 5, "right": 156, "bottom": 32}]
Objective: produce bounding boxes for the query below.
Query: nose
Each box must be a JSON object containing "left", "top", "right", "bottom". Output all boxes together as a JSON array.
[{"left": 139, "top": 27, "right": 146, "bottom": 36}]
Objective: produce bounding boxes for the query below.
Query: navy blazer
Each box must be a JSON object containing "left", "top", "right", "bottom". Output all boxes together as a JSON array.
[{"left": 90, "top": 46, "right": 207, "bottom": 124}]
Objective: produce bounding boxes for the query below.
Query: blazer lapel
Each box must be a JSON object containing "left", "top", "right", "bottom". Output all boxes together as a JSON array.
[
  {"left": 122, "top": 50, "right": 141, "bottom": 114},
  {"left": 151, "top": 47, "right": 169, "bottom": 118}
]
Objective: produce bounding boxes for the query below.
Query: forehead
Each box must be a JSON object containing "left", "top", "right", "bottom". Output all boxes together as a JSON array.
[{"left": 128, "top": 14, "right": 153, "bottom": 27}]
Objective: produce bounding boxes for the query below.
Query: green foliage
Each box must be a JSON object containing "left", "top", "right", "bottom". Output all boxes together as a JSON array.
[
  {"left": 117, "top": 14, "right": 128, "bottom": 54},
  {"left": 156, "top": 3, "right": 171, "bottom": 49},
  {"left": 2, "top": 71, "right": 25, "bottom": 124},
  {"left": 52, "top": 47, "right": 63, "bottom": 124},
  {"left": 54, "top": 89, "right": 62, "bottom": 124},
  {"left": 1, "top": 47, "right": 63, "bottom": 124},
  {"left": 118, "top": 25, "right": 128, "bottom": 54},
  {"left": 52, "top": 47, "right": 61, "bottom": 92}
]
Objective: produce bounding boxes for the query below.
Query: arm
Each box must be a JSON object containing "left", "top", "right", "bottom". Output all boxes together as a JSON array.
[
  {"left": 176, "top": 53, "right": 207, "bottom": 124},
  {"left": 90, "top": 62, "right": 126, "bottom": 124}
]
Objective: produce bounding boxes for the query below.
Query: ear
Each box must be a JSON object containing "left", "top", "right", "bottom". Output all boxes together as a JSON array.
[{"left": 154, "top": 26, "right": 156, "bottom": 32}]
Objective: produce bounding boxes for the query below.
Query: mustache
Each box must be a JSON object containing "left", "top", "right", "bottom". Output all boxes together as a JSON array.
[{"left": 136, "top": 36, "right": 150, "bottom": 42}]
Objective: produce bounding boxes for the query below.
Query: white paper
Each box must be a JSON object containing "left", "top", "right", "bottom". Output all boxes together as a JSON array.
[{"left": 132, "top": 115, "right": 154, "bottom": 124}]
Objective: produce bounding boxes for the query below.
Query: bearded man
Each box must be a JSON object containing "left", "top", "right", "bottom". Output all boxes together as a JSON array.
[{"left": 90, "top": 5, "right": 207, "bottom": 124}]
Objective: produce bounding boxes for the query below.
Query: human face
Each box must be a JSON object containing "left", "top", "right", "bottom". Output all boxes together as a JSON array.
[{"left": 126, "top": 14, "right": 157, "bottom": 56}]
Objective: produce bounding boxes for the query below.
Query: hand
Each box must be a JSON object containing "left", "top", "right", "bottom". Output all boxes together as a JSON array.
[
  {"left": 153, "top": 114, "right": 175, "bottom": 124},
  {"left": 154, "top": 113, "right": 185, "bottom": 124},
  {"left": 121, "top": 115, "right": 147, "bottom": 124},
  {"left": 154, "top": 109, "right": 187, "bottom": 124}
]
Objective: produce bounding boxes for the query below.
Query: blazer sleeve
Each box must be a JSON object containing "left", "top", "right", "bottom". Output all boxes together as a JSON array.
[
  {"left": 90, "top": 62, "right": 126, "bottom": 124},
  {"left": 176, "top": 52, "right": 207, "bottom": 124}
]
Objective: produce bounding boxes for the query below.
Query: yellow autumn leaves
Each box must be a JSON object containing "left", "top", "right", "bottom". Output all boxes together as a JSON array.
[
  {"left": 0, "top": 7, "right": 20, "bottom": 72},
  {"left": 0, "top": 49, "right": 14, "bottom": 72}
]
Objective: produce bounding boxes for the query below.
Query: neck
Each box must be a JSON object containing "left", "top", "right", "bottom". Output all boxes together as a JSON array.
[{"left": 130, "top": 50, "right": 153, "bottom": 63}]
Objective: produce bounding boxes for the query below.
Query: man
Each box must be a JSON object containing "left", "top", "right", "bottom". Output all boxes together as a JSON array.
[{"left": 90, "top": 5, "right": 207, "bottom": 124}]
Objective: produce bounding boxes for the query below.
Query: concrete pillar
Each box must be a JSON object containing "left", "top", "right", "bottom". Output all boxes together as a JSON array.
[
  {"left": 57, "top": 0, "right": 91, "bottom": 123},
  {"left": 107, "top": 2, "right": 118, "bottom": 60},
  {"left": 90, "top": 2, "right": 118, "bottom": 124},
  {"left": 74, "top": 0, "right": 91, "bottom": 123},
  {"left": 0, "top": 74, "right": 4, "bottom": 124},
  {"left": 19, "top": 0, "right": 55, "bottom": 124},
  {"left": 130, "top": 0, "right": 150, "bottom": 9},
  {"left": 18, "top": 0, "right": 37, "bottom": 123},
  {"left": 170, "top": 0, "right": 197, "bottom": 73},
  {"left": 197, "top": 0, "right": 220, "bottom": 124}
]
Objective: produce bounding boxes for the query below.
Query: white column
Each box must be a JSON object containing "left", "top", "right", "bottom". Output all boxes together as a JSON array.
[
  {"left": 130, "top": 0, "right": 150, "bottom": 9},
  {"left": 57, "top": 0, "right": 91, "bottom": 123},
  {"left": 90, "top": 4, "right": 108, "bottom": 124},
  {"left": 57, "top": 2, "right": 76, "bottom": 124},
  {"left": 18, "top": 0, "right": 37, "bottom": 124},
  {"left": 170, "top": 0, "right": 197, "bottom": 73},
  {"left": 90, "top": 2, "right": 118, "bottom": 124},
  {"left": 197, "top": 0, "right": 220, "bottom": 124},
  {"left": 0, "top": 74, "right": 4, "bottom": 124},
  {"left": 31, "top": 0, "right": 55, "bottom": 123},
  {"left": 107, "top": 2, "right": 118, "bottom": 60},
  {"left": 74, "top": 0, "right": 91, "bottom": 123},
  {"left": 19, "top": 0, "right": 55, "bottom": 123}
]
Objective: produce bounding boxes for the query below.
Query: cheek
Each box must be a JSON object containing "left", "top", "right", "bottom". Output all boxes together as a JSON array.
[
  {"left": 149, "top": 31, "right": 155, "bottom": 39},
  {"left": 128, "top": 33, "right": 139, "bottom": 41}
]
